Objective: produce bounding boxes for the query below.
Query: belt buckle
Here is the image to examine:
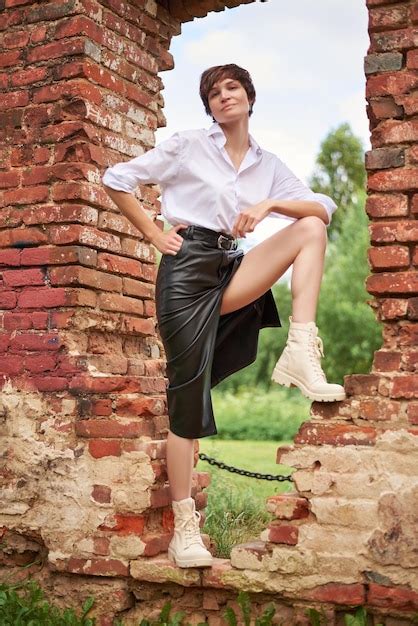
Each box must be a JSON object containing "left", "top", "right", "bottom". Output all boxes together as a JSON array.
[{"left": 217, "top": 234, "right": 235, "bottom": 250}]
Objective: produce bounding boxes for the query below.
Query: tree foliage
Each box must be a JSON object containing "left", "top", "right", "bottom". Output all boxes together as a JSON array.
[{"left": 308, "top": 122, "right": 366, "bottom": 240}]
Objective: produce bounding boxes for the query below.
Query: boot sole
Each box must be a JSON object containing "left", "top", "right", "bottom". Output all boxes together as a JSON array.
[
  {"left": 271, "top": 367, "right": 346, "bottom": 402},
  {"left": 168, "top": 546, "right": 213, "bottom": 568}
]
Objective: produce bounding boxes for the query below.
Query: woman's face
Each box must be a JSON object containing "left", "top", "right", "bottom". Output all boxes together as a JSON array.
[{"left": 207, "top": 77, "right": 252, "bottom": 124}]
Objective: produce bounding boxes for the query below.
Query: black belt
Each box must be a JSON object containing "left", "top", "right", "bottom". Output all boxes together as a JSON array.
[{"left": 178, "top": 225, "right": 238, "bottom": 251}]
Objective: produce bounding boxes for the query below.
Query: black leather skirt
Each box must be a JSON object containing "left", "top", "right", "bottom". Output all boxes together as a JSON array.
[{"left": 155, "top": 225, "right": 281, "bottom": 439}]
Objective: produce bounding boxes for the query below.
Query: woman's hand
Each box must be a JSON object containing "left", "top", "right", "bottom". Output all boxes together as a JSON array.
[
  {"left": 231, "top": 200, "right": 272, "bottom": 238},
  {"left": 151, "top": 224, "right": 189, "bottom": 255}
]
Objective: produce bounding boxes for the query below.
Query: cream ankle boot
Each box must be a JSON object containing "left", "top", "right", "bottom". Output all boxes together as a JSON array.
[
  {"left": 167, "top": 497, "right": 213, "bottom": 568},
  {"left": 271, "top": 316, "right": 346, "bottom": 402}
]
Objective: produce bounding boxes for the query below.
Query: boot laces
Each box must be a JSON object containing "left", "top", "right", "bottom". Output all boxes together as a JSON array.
[
  {"left": 308, "top": 331, "right": 326, "bottom": 381},
  {"left": 178, "top": 510, "right": 204, "bottom": 548}
]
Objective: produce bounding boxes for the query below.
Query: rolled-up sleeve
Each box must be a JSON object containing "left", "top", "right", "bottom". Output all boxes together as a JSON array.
[
  {"left": 102, "top": 132, "right": 184, "bottom": 193},
  {"left": 269, "top": 157, "right": 337, "bottom": 226}
]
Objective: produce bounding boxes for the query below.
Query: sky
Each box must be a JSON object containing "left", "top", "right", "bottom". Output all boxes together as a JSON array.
[
  {"left": 156, "top": 0, "right": 370, "bottom": 181},
  {"left": 154, "top": 0, "right": 371, "bottom": 277}
]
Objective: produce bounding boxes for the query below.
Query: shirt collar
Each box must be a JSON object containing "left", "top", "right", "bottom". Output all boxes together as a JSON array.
[{"left": 207, "top": 121, "right": 262, "bottom": 156}]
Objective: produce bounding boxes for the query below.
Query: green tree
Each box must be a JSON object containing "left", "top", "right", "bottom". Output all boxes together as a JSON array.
[{"left": 309, "top": 122, "right": 366, "bottom": 240}]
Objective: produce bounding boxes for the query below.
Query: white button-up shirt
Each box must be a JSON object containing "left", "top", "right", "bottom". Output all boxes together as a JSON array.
[{"left": 102, "top": 122, "right": 337, "bottom": 236}]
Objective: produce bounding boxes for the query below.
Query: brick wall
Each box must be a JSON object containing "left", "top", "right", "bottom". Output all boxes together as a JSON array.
[{"left": 0, "top": 0, "right": 417, "bottom": 624}]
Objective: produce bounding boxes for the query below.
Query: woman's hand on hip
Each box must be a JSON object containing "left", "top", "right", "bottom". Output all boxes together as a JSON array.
[
  {"left": 151, "top": 224, "right": 189, "bottom": 255},
  {"left": 231, "top": 200, "right": 272, "bottom": 238}
]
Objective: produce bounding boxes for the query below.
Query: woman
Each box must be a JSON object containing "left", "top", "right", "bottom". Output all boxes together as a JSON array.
[{"left": 102, "top": 64, "right": 346, "bottom": 569}]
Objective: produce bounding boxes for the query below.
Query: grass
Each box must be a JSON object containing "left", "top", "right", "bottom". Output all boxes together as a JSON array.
[{"left": 195, "top": 438, "right": 295, "bottom": 558}]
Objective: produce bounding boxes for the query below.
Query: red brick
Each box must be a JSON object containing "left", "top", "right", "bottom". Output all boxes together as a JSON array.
[
  {"left": 381, "top": 298, "right": 408, "bottom": 319},
  {"left": 24, "top": 354, "right": 57, "bottom": 373},
  {"left": 10, "top": 66, "right": 48, "bottom": 87},
  {"left": 368, "top": 96, "right": 404, "bottom": 121},
  {"left": 0, "top": 88, "right": 29, "bottom": 110},
  {"left": 54, "top": 557, "right": 129, "bottom": 577},
  {"left": 370, "top": 221, "right": 418, "bottom": 243},
  {"left": 3, "top": 268, "right": 46, "bottom": 287},
  {"left": 0, "top": 249, "right": 21, "bottom": 266},
  {"left": 390, "top": 376, "right": 418, "bottom": 399},
  {"left": 345, "top": 374, "right": 380, "bottom": 396},
  {"left": 0, "top": 170, "right": 20, "bottom": 188},
  {"left": 99, "top": 513, "right": 146, "bottom": 535},
  {"left": 367, "top": 583, "right": 418, "bottom": 611},
  {"left": 408, "top": 297, "right": 418, "bottom": 319},
  {"left": 266, "top": 494, "right": 310, "bottom": 520},
  {"left": 368, "top": 245, "right": 409, "bottom": 270},
  {"left": 91, "top": 485, "right": 111, "bottom": 504},
  {"left": 403, "top": 351, "right": 418, "bottom": 372},
  {"left": 368, "top": 169, "right": 418, "bottom": 192},
  {"left": 264, "top": 522, "right": 299, "bottom": 545},
  {"left": 49, "top": 266, "right": 122, "bottom": 292},
  {"left": 88, "top": 439, "right": 122, "bottom": 458},
  {"left": 370, "top": 28, "right": 418, "bottom": 53},
  {"left": 366, "top": 195, "right": 409, "bottom": 219},
  {"left": 407, "top": 402, "right": 418, "bottom": 425},
  {"left": 367, "top": 72, "right": 418, "bottom": 98},
  {"left": 372, "top": 119, "right": 418, "bottom": 146},
  {"left": 0, "top": 227, "right": 48, "bottom": 248},
  {"left": 21, "top": 204, "right": 98, "bottom": 226},
  {"left": 373, "top": 350, "right": 402, "bottom": 371},
  {"left": 120, "top": 316, "right": 155, "bottom": 336},
  {"left": 97, "top": 253, "right": 143, "bottom": 278},
  {"left": 1, "top": 187, "right": 49, "bottom": 208},
  {"left": 395, "top": 91, "right": 418, "bottom": 116},
  {"left": 115, "top": 397, "right": 165, "bottom": 417},
  {"left": 359, "top": 399, "right": 401, "bottom": 421},
  {"left": 0, "top": 334, "right": 10, "bottom": 352},
  {"left": 21, "top": 245, "right": 97, "bottom": 267},
  {"left": 34, "top": 79, "right": 102, "bottom": 107},
  {"left": 18, "top": 287, "right": 67, "bottom": 308},
  {"left": 301, "top": 583, "right": 365, "bottom": 605},
  {"left": 9, "top": 332, "right": 62, "bottom": 352},
  {"left": 48, "top": 224, "right": 121, "bottom": 253},
  {"left": 98, "top": 292, "right": 144, "bottom": 315},
  {"left": 75, "top": 418, "right": 149, "bottom": 438},
  {"left": 0, "top": 291, "right": 17, "bottom": 309},
  {"left": 0, "top": 356, "right": 24, "bottom": 375},
  {"left": 407, "top": 49, "right": 418, "bottom": 70},
  {"left": 32, "top": 377, "right": 68, "bottom": 391},
  {"left": 399, "top": 323, "right": 418, "bottom": 346},
  {"left": 294, "top": 423, "right": 377, "bottom": 446},
  {"left": 369, "top": 5, "right": 409, "bottom": 31},
  {"left": 366, "top": 272, "right": 418, "bottom": 295},
  {"left": 91, "top": 399, "right": 113, "bottom": 416}
]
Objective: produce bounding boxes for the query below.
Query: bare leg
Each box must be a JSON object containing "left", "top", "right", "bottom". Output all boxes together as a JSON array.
[
  {"left": 220, "top": 216, "right": 327, "bottom": 317},
  {"left": 166, "top": 430, "right": 195, "bottom": 501}
]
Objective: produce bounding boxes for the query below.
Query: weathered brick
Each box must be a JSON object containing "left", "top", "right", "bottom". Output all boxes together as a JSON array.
[
  {"left": 364, "top": 52, "right": 403, "bottom": 74},
  {"left": 367, "top": 71, "right": 418, "bottom": 97},
  {"left": 358, "top": 398, "right": 401, "bottom": 421},
  {"left": 368, "top": 97, "right": 404, "bottom": 121},
  {"left": 381, "top": 298, "right": 408, "bottom": 319},
  {"left": 294, "top": 423, "right": 377, "bottom": 446},
  {"left": 372, "top": 119, "right": 418, "bottom": 146},
  {"left": 3, "top": 268, "right": 46, "bottom": 287},
  {"left": 88, "top": 439, "right": 122, "bottom": 458},
  {"left": 369, "top": 220, "right": 418, "bottom": 243},
  {"left": 367, "top": 583, "right": 418, "bottom": 611},
  {"left": 367, "top": 272, "right": 418, "bottom": 295},
  {"left": 365, "top": 147, "right": 404, "bottom": 169},
  {"left": 368, "top": 245, "right": 409, "bottom": 270}
]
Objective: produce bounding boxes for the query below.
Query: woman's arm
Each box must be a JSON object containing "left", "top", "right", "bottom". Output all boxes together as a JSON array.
[
  {"left": 231, "top": 198, "right": 329, "bottom": 238},
  {"left": 268, "top": 199, "right": 329, "bottom": 225},
  {"left": 103, "top": 187, "right": 187, "bottom": 255}
]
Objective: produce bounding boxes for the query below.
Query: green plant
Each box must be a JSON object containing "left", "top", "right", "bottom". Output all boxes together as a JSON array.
[
  {"left": 223, "top": 590, "right": 276, "bottom": 626},
  {"left": 0, "top": 578, "right": 96, "bottom": 626}
]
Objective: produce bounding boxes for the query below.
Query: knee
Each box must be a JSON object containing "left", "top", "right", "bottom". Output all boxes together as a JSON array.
[{"left": 298, "top": 215, "right": 328, "bottom": 243}]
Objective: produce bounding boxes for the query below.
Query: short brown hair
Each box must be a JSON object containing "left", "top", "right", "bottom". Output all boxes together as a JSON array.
[{"left": 199, "top": 64, "right": 256, "bottom": 120}]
